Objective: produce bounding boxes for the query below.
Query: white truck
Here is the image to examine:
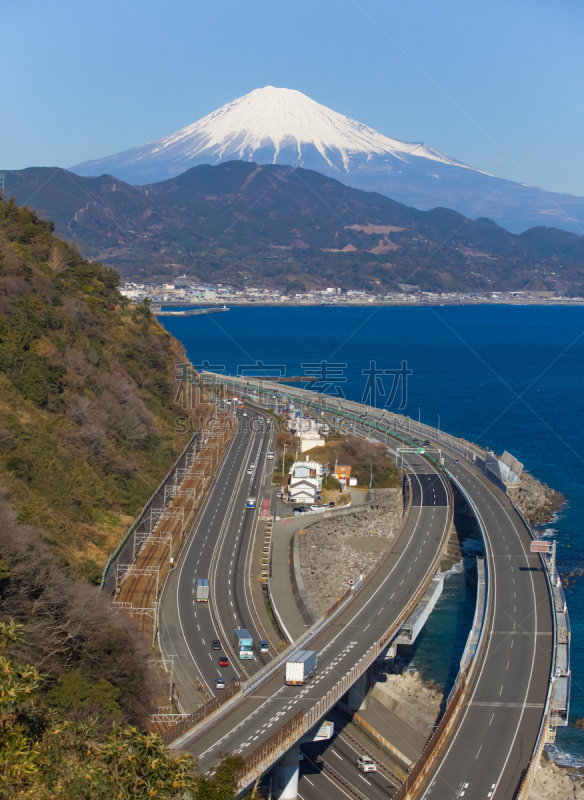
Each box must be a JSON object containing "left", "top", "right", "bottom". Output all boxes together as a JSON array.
[
  {"left": 285, "top": 650, "right": 317, "bottom": 685},
  {"left": 196, "top": 578, "right": 209, "bottom": 602}
]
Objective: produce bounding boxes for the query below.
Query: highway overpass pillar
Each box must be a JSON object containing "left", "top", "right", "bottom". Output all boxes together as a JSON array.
[
  {"left": 346, "top": 668, "right": 370, "bottom": 710},
  {"left": 274, "top": 741, "right": 300, "bottom": 799}
]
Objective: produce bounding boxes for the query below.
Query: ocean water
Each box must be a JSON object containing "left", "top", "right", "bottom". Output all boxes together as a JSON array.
[{"left": 160, "top": 304, "right": 584, "bottom": 763}]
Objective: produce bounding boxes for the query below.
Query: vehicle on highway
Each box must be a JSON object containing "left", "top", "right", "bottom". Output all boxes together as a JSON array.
[
  {"left": 258, "top": 417, "right": 264, "bottom": 423},
  {"left": 423, "top": 440, "right": 429, "bottom": 446},
  {"left": 212, "top": 639, "right": 221, "bottom": 650},
  {"left": 258, "top": 640, "right": 269, "bottom": 654},
  {"left": 267, "top": 451, "right": 275, "bottom": 460},
  {"left": 243, "top": 412, "right": 247, "bottom": 416},
  {"left": 356, "top": 755, "right": 377, "bottom": 773},
  {"left": 453, "top": 459, "right": 460, "bottom": 463},
  {"left": 234, "top": 629, "right": 253, "bottom": 659},
  {"left": 196, "top": 578, "right": 209, "bottom": 602},
  {"left": 247, "top": 466, "right": 254, "bottom": 474},
  {"left": 285, "top": 650, "right": 317, "bottom": 685},
  {"left": 246, "top": 497, "right": 256, "bottom": 508},
  {"left": 219, "top": 656, "right": 229, "bottom": 667},
  {"left": 238, "top": 403, "right": 244, "bottom": 409},
  {"left": 215, "top": 678, "right": 225, "bottom": 690}
]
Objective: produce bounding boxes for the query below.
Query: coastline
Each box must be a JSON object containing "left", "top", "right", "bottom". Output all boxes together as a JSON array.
[{"left": 155, "top": 299, "right": 584, "bottom": 308}]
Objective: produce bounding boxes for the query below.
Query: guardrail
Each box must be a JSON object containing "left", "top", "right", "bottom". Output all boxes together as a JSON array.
[
  {"left": 508, "top": 498, "right": 559, "bottom": 798},
  {"left": 337, "top": 702, "right": 412, "bottom": 769},
  {"left": 162, "top": 679, "right": 242, "bottom": 746},
  {"left": 237, "top": 710, "right": 305, "bottom": 791}
]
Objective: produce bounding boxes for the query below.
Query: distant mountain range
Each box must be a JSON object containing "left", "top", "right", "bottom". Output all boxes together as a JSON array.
[
  {"left": 71, "top": 86, "right": 584, "bottom": 236},
  {"left": 4, "top": 162, "right": 584, "bottom": 294}
]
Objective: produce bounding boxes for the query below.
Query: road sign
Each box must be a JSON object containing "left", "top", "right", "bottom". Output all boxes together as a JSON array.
[
  {"left": 417, "top": 447, "right": 425, "bottom": 454},
  {"left": 530, "top": 541, "right": 551, "bottom": 553}
]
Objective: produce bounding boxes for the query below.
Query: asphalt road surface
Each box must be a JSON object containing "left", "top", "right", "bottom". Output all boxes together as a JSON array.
[
  {"left": 418, "top": 449, "right": 552, "bottom": 800},
  {"left": 182, "top": 459, "right": 451, "bottom": 780},
  {"left": 173, "top": 410, "right": 274, "bottom": 694}
]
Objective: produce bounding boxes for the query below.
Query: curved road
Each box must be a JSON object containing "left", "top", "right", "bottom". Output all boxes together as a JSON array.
[{"left": 178, "top": 460, "right": 450, "bottom": 779}]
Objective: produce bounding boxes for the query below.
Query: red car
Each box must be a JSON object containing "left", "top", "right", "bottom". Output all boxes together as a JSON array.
[{"left": 219, "top": 656, "right": 229, "bottom": 667}]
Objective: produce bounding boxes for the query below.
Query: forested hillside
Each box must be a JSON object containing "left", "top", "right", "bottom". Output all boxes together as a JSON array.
[
  {"left": 0, "top": 199, "right": 246, "bottom": 797},
  {"left": 0, "top": 196, "right": 199, "bottom": 581}
]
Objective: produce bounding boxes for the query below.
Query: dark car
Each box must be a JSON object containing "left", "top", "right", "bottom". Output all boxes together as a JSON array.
[
  {"left": 212, "top": 639, "right": 221, "bottom": 650},
  {"left": 293, "top": 506, "right": 308, "bottom": 514},
  {"left": 219, "top": 656, "right": 229, "bottom": 667},
  {"left": 328, "top": 501, "right": 335, "bottom": 507},
  {"left": 413, "top": 438, "right": 419, "bottom": 444},
  {"left": 423, "top": 440, "right": 430, "bottom": 446}
]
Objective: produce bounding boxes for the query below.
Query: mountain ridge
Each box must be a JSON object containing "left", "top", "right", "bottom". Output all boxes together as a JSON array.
[
  {"left": 69, "top": 86, "right": 584, "bottom": 236},
  {"left": 4, "top": 162, "right": 584, "bottom": 294}
]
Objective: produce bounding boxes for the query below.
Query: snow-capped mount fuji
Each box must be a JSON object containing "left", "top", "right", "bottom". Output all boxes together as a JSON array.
[
  {"left": 74, "top": 86, "right": 483, "bottom": 181},
  {"left": 72, "top": 86, "right": 584, "bottom": 235}
]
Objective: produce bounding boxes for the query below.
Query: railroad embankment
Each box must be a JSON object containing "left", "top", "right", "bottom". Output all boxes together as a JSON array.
[{"left": 297, "top": 488, "right": 403, "bottom": 617}]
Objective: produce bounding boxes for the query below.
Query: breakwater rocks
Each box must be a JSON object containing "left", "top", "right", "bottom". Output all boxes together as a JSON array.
[
  {"left": 530, "top": 754, "right": 584, "bottom": 799},
  {"left": 512, "top": 472, "right": 565, "bottom": 526},
  {"left": 298, "top": 488, "right": 403, "bottom": 618}
]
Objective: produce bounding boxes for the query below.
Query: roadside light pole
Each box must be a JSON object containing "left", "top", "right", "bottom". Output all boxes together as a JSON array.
[
  {"left": 418, "top": 407, "right": 421, "bottom": 423},
  {"left": 282, "top": 444, "right": 287, "bottom": 487},
  {"left": 437, "top": 414, "right": 440, "bottom": 432}
]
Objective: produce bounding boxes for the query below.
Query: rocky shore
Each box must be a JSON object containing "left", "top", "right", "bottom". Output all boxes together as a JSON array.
[
  {"left": 529, "top": 754, "right": 584, "bottom": 799},
  {"left": 512, "top": 471, "right": 565, "bottom": 526},
  {"left": 298, "top": 488, "right": 403, "bottom": 617}
]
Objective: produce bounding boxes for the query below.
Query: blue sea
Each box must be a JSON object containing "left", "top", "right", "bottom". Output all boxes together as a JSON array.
[{"left": 160, "top": 304, "right": 584, "bottom": 764}]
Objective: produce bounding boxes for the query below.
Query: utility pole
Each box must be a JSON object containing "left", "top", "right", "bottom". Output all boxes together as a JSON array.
[{"left": 0, "top": 174, "right": 4, "bottom": 201}]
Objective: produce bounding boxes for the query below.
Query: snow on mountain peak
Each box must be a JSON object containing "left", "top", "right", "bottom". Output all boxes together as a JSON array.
[
  {"left": 153, "top": 85, "right": 473, "bottom": 170},
  {"left": 73, "top": 86, "right": 489, "bottom": 183}
]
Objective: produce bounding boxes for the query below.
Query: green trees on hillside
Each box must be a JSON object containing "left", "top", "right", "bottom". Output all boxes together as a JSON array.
[{"left": 0, "top": 197, "right": 201, "bottom": 578}]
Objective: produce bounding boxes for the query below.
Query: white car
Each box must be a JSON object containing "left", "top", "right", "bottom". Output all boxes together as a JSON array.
[
  {"left": 356, "top": 755, "right": 377, "bottom": 773},
  {"left": 309, "top": 504, "right": 320, "bottom": 512}
]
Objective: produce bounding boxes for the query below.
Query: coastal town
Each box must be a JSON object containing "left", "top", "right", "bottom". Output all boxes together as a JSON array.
[{"left": 120, "top": 278, "right": 584, "bottom": 306}]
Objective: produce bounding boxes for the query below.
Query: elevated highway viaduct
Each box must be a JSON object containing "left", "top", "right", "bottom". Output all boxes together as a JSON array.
[{"left": 200, "top": 374, "right": 559, "bottom": 800}]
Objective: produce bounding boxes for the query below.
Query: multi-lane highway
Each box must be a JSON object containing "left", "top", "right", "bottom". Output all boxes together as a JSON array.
[
  {"left": 305, "top": 400, "right": 553, "bottom": 800},
  {"left": 163, "top": 408, "right": 275, "bottom": 699},
  {"left": 419, "top": 450, "right": 552, "bottom": 800},
  {"left": 176, "top": 459, "right": 450, "bottom": 780},
  {"left": 300, "top": 724, "right": 401, "bottom": 800}
]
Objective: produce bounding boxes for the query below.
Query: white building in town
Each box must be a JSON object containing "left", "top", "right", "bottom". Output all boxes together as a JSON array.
[{"left": 288, "top": 460, "right": 323, "bottom": 503}]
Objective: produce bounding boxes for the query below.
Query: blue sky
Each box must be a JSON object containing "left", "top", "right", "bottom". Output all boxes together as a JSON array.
[{"left": 3, "top": 0, "right": 584, "bottom": 197}]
